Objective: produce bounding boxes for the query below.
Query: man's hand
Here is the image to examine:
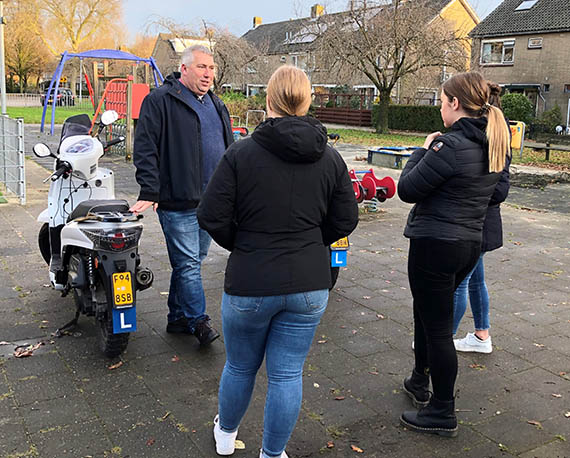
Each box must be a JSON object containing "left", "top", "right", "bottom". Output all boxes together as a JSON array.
[
  {"left": 130, "top": 200, "right": 157, "bottom": 214},
  {"left": 423, "top": 131, "right": 443, "bottom": 150}
]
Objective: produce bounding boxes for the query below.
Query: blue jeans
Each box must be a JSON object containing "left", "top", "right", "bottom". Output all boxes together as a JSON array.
[
  {"left": 157, "top": 208, "right": 211, "bottom": 329},
  {"left": 453, "top": 254, "right": 490, "bottom": 335},
  {"left": 218, "top": 290, "right": 329, "bottom": 458}
]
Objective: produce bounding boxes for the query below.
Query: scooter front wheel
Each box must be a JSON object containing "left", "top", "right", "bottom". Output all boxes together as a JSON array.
[
  {"left": 38, "top": 223, "right": 51, "bottom": 265},
  {"left": 98, "top": 315, "right": 129, "bottom": 358}
]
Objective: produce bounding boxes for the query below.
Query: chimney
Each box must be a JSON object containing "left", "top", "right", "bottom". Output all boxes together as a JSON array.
[
  {"left": 311, "top": 4, "right": 324, "bottom": 18},
  {"left": 253, "top": 16, "right": 262, "bottom": 28}
]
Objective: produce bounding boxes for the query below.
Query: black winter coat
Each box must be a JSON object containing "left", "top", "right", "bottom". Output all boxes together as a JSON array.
[
  {"left": 133, "top": 73, "right": 233, "bottom": 211},
  {"left": 481, "top": 153, "right": 511, "bottom": 252},
  {"left": 398, "top": 117, "right": 501, "bottom": 243},
  {"left": 197, "top": 116, "right": 359, "bottom": 296}
]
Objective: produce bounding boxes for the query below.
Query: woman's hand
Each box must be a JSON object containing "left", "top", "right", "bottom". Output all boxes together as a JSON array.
[{"left": 422, "top": 131, "right": 442, "bottom": 149}]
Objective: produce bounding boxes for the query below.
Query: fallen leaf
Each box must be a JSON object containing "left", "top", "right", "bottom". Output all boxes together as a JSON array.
[
  {"left": 533, "top": 343, "right": 545, "bottom": 348},
  {"left": 351, "top": 445, "right": 364, "bottom": 453},
  {"left": 560, "top": 372, "right": 567, "bottom": 376},
  {"left": 327, "top": 441, "right": 335, "bottom": 448},
  {"left": 160, "top": 291, "right": 169, "bottom": 295},
  {"left": 376, "top": 314, "right": 385, "bottom": 319},
  {"left": 340, "top": 325, "right": 346, "bottom": 329},
  {"left": 13, "top": 342, "right": 43, "bottom": 358},
  {"left": 351, "top": 330, "right": 358, "bottom": 335},
  {"left": 362, "top": 296, "right": 371, "bottom": 299},
  {"left": 552, "top": 393, "right": 562, "bottom": 398},
  {"left": 313, "top": 383, "right": 320, "bottom": 388},
  {"left": 564, "top": 412, "right": 570, "bottom": 418},
  {"left": 317, "top": 340, "right": 327, "bottom": 344},
  {"left": 108, "top": 361, "right": 123, "bottom": 370},
  {"left": 469, "top": 363, "right": 486, "bottom": 370},
  {"left": 234, "top": 440, "right": 245, "bottom": 450},
  {"left": 369, "top": 370, "right": 379, "bottom": 375},
  {"left": 527, "top": 420, "right": 543, "bottom": 429},
  {"left": 171, "top": 355, "right": 180, "bottom": 362},
  {"left": 146, "top": 438, "right": 155, "bottom": 446},
  {"left": 512, "top": 241, "right": 522, "bottom": 245},
  {"left": 159, "top": 412, "right": 171, "bottom": 421},
  {"left": 334, "top": 396, "right": 345, "bottom": 401}
]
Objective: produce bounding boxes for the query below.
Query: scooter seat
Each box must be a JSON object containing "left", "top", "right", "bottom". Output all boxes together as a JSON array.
[{"left": 68, "top": 199, "right": 130, "bottom": 222}]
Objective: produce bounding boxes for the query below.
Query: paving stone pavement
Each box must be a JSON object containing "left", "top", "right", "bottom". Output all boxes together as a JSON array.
[{"left": 0, "top": 128, "right": 568, "bottom": 457}]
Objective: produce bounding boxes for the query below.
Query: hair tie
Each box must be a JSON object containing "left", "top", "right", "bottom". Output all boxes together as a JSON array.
[{"left": 480, "top": 102, "right": 491, "bottom": 115}]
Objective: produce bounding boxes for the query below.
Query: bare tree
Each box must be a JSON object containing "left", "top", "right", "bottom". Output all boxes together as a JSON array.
[
  {"left": 147, "top": 17, "right": 269, "bottom": 93},
  {"left": 315, "top": 0, "right": 469, "bottom": 132}
]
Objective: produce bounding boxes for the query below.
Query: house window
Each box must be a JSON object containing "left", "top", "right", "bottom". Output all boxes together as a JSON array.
[
  {"left": 528, "top": 37, "right": 543, "bottom": 49},
  {"left": 515, "top": 0, "right": 538, "bottom": 11},
  {"left": 564, "top": 85, "right": 570, "bottom": 93},
  {"left": 543, "top": 84, "right": 550, "bottom": 92},
  {"left": 481, "top": 40, "right": 515, "bottom": 64}
]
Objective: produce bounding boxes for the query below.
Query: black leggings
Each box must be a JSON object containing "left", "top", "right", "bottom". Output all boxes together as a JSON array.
[{"left": 408, "top": 238, "right": 480, "bottom": 401}]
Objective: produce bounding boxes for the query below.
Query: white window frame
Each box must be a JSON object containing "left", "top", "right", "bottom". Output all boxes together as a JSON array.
[
  {"left": 480, "top": 38, "right": 516, "bottom": 65},
  {"left": 528, "top": 37, "right": 543, "bottom": 49}
]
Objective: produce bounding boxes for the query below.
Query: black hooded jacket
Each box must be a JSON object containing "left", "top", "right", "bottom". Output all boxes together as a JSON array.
[
  {"left": 133, "top": 73, "right": 233, "bottom": 211},
  {"left": 398, "top": 117, "right": 501, "bottom": 242},
  {"left": 197, "top": 116, "right": 359, "bottom": 296}
]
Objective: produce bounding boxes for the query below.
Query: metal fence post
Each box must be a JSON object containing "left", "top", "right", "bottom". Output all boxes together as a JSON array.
[{"left": 17, "top": 118, "right": 25, "bottom": 205}]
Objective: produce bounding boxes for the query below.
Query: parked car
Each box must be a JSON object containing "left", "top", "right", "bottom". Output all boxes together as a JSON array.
[{"left": 40, "top": 88, "right": 75, "bottom": 106}]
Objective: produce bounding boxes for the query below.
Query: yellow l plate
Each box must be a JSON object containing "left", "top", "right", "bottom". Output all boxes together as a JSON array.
[
  {"left": 331, "top": 237, "right": 349, "bottom": 249},
  {"left": 112, "top": 272, "right": 133, "bottom": 306}
]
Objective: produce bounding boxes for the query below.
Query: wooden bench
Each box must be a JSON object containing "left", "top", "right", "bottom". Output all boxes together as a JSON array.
[{"left": 525, "top": 141, "right": 570, "bottom": 161}]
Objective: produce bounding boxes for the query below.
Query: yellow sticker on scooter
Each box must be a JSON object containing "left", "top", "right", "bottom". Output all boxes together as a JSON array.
[
  {"left": 112, "top": 272, "right": 133, "bottom": 307},
  {"left": 331, "top": 237, "right": 349, "bottom": 250}
]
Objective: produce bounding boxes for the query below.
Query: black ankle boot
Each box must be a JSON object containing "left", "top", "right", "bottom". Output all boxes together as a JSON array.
[
  {"left": 400, "top": 397, "right": 458, "bottom": 437},
  {"left": 403, "top": 369, "right": 431, "bottom": 408}
]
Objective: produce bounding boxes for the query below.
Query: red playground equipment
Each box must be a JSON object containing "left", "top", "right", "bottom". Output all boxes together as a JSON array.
[{"left": 349, "top": 169, "right": 396, "bottom": 203}]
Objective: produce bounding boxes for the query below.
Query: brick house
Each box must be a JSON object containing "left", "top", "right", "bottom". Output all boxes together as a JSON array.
[
  {"left": 240, "top": 1, "right": 478, "bottom": 104},
  {"left": 151, "top": 33, "right": 212, "bottom": 77},
  {"left": 470, "top": 0, "right": 570, "bottom": 127}
]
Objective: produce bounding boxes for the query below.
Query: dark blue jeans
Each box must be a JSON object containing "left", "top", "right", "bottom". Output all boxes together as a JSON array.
[
  {"left": 157, "top": 208, "right": 211, "bottom": 329},
  {"left": 218, "top": 290, "right": 328, "bottom": 458}
]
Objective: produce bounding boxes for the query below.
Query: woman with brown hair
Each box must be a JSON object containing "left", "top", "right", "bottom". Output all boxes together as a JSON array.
[
  {"left": 397, "top": 72, "right": 510, "bottom": 437},
  {"left": 197, "top": 65, "right": 358, "bottom": 457}
]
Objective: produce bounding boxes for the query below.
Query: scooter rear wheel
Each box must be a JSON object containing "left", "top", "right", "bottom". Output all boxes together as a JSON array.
[
  {"left": 98, "top": 315, "right": 129, "bottom": 358},
  {"left": 38, "top": 223, "right": 51, "bottom": 265}
]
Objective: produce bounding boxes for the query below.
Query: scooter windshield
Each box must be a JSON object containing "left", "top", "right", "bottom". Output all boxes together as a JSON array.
[{"left": 60, "top": 114, "right": 92, "bottom": 142}]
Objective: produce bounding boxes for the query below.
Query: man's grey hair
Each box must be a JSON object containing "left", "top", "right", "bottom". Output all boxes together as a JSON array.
[{"left": 180, "top": 45, "right": 213, "bottom": 69}]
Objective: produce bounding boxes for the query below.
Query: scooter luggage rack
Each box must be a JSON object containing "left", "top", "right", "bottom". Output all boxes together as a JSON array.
[{"left": 77, "top": 211, "right": 142, "bottom": 223}]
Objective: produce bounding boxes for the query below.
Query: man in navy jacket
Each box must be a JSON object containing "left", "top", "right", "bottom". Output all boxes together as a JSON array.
[{"left": 130, "top": 45, "right": 233, "bottom": 345}]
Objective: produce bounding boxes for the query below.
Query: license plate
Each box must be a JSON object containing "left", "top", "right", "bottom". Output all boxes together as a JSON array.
[
  {"left": 112, "top": 272, "right": 133, "bottom": 307},
  {"left": 331, "top": 237, "right": 349, "bottom": 249}
]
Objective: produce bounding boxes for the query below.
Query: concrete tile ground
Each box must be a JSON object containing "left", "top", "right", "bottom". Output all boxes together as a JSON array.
[{"left": 0, "top": 127, "right": 568, "bottom": 457}]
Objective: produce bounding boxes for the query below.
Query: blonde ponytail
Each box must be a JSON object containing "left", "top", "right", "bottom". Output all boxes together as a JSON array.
[{"left": 486, "top": 105, "right": 510, "bottom": 173}]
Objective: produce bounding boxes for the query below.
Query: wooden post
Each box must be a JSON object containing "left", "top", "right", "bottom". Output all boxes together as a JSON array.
[
  {"left": 545, "top": 142, "right": 550, "bottom": 161},
  {"left": 126, "top": 75, "right": 133, "bottom": 161}
]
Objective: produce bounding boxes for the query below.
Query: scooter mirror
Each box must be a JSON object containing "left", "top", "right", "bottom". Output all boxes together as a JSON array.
[
  {"left": 100, "top": 110, "right": 119, "bottom": 126},
  {"left": 33, "top": 143, "right": 54, "bottom": 158}
]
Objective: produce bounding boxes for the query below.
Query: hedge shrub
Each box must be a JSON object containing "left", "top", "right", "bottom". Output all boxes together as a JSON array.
[{"left": 372, "top": 104, "right": 445, "bottom": 132}]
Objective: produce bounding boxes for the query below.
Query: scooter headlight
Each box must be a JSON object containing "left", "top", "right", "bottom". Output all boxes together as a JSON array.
[{"left": 80, "top": 227, "right": 142, "bottom": 251}]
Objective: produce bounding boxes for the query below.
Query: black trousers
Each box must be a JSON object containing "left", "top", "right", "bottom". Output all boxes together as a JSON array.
[{"left": 408, "top": 238, "right": 480, "bottom": 401}]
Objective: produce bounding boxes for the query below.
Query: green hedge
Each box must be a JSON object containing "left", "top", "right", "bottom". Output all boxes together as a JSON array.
[{"left": 372, "top": 104, "right": 445, "bottom": 132}]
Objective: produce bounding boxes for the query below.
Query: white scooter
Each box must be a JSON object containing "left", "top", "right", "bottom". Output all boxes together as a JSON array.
[{"left": 34, "top": 111, "right": 153, "bottom": 357}]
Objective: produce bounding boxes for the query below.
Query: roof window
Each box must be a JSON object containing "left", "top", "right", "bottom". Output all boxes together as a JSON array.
[{"left": 515, "top": 0, "right": 539, "bottom": 11}]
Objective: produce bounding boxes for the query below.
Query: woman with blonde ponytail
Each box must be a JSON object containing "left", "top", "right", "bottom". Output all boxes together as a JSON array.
[{"left": 397, "top": 72, "right": 508, "bottom": 437}]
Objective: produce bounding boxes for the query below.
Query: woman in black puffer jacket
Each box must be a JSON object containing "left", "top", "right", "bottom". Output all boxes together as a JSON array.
[{"left": 397, "top": 72, "right": 510, "bottom": 437}]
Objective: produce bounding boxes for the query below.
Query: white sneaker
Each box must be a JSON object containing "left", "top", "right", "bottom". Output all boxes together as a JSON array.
[
  {"left": 454, "top": 332, "right": 492, "bottom": 354},
  {"left": 259, "top": 450, "right": 288, "bottom": 458},
  {"left": 213, "top": 415, "right": 238, "bottom": 455}
]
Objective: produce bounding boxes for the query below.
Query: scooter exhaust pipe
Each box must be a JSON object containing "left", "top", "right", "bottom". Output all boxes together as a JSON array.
[{"left": 136, "top": 267, "right": 154, "bottom": 291}]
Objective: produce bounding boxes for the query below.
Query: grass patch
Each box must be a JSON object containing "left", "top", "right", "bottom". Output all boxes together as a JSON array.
[
  {"left": 332, "top": 128, "right": 570, "bottom": 170},
  {"left": 0, "top": 190, "right": 7, "bottom": 204},
  {"left": 6, "top": 105, "right": 95, "bottom": 124}
]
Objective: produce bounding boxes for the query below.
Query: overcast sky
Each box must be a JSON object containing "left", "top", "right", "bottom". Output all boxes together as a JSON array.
[{"left": 123, "top": 0, "right": 504, "bottom": 38}]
